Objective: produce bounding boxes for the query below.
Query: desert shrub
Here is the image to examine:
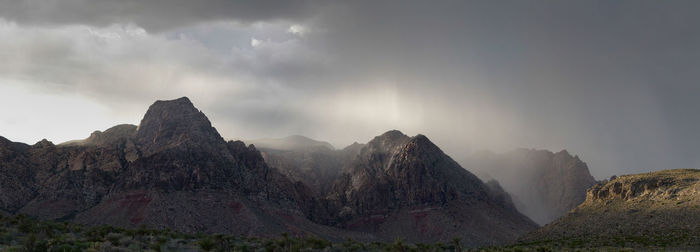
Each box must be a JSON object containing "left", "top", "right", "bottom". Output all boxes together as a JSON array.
[
  {"left": 157, "top": 235, "right": 168, "bottom": 244},
  {"left": 433, "top": 242, "right": 447, "bottom": 250},
  {"left": 263, "top": 240, "right": 277, "bottom": 252},
  {"left": 236, "top": 243, "right": 252, "bottom": 252},
  {"left": 105, "top": 233, "right": 122, "bottom": 246},
  {"left": 136, "top": 224, "right": 150, "bottom": 236},
  {"left": 17, "top": 218, "right": 35, "bottom": 234},
  {"left": 415, "top": 243, "right": 431, "bottom": 251},
  {"left": 22, "top": 233, "right": 37, "bottom": 252},
  {"left": 389, "top": 237, "right": 406, "bottom": 252},
  {"left": 54, "top": 243, "right": 79, "bottom": 252},
  {"left": 198, "top": 236, "right": 216, "bottom": 251},
  {"left": 452, "top": 237, "right": 462, "bottom": 251},
  {"left": 124, "top": 229, "right": 137, "bottom": 238},
  {"left": 305, "top": 235, "right": 329, "bottom": 249},
  {"left": 5, "top": 246, "right": 23, "bottom": 252}
]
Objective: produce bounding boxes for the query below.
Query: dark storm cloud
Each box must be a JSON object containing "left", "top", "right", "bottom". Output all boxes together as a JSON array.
[
  {"left": 303, "top": 0, "right": 700, "bottom": 177},
  {"left": 0, "top": 0, "right": 322, "bottom": 31}
]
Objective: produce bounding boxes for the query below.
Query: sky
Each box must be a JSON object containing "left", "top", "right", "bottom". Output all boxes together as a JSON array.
[{"left": 0, "top": 0, "right": 699, "bottom": 179}]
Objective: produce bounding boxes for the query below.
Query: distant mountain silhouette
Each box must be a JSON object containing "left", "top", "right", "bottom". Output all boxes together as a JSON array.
[
  {"left": 252, "top": 136, "right": 355, "bottom": 196},
  {"left": 464, "top": 149, "right": 597, "bottom": 225},
  {"left": 247, "top": 135, "right": 334, "bottom": 151}
]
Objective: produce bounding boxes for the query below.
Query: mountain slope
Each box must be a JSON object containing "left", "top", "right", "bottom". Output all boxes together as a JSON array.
[
  {"left": 326, "top": 130, "right": 538, "bottom": 246},
  {"left": 0, "top": 137, "right": 33, "bottom": 214},
  {"left": 465, "top": 149, "right": 597, "bottom": 225},
  {"left": 252, "top": 136, "right": 362, "bottom": 196},
  {"left": 522, "top": 169, "right": 700, "bottom": 246}
]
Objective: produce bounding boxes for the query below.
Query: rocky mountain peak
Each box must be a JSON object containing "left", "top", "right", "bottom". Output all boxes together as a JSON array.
[
  {"left": 361, "top": 130, "right": 410, "bottom": 156},
  {"left": 135, "top": 97, "right": 224, "bottom": 156},
  {"left": 327, "top": 131, "right": 536, "bottom": 244},
  {"left": 340, "top": 142, "right": 365, "bottom": 158},
  {"left": 555, "top": 149, "right": 570, "bottom": 156},
  {"left": 401, "top": 134, "right": 440, "bottom": 154},
  {"left": 335, "top": 131, "right": 490, "bottom": 211},
  {"left": 375, "top": 130, "right": 409, "bottom": 143},
  {"left": 33, "top": 139, "right": 54, "bottom": 148},
  {"left": 343, "top": 142, "right": 364, "bottom": 150},
  {"left": 82, "top": 124, "right": 137, "bottom": 146}
]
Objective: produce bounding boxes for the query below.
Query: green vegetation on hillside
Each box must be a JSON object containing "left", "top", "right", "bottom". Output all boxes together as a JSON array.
[
  {"left": 0, "top": 214, "right": 476, "bottom": 251},
  {"left": 4, "top": 213, "right": 699, "bottom": 251}
]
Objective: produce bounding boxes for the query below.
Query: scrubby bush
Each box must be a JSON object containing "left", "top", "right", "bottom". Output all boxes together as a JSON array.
[{"left": 198, "top": 236, "right": 216, "bottom": 251}]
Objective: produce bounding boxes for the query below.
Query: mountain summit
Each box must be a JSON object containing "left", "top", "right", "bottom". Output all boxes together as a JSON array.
[
  {"left": 326, "top": 130, "right": 537, "bottom": 246},
  {"left": 136, "top": 97, "right": 225, "bottom": 156}
]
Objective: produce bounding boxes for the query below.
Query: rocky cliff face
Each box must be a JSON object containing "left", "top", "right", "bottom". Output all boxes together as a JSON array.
[
  {"left": 325, "top": 130, "right": 538, "bottom": 246},
  {"left": 465, "top": 149, "right": 597, "bottom": 225},
  {"left": 522, "top": 169, "right": 700, "bottom": 245},
  {"left": 0, "top": 137, "right": 34, "bottom": 214}
]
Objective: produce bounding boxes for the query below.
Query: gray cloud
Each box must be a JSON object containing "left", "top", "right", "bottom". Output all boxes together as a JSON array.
[
  {"left": 1, "top": 0, "right": 699, "bottom": 179},
  {"left": 303, "top": 0, "right": 700, "bottom": 177},
  {"left": 0, "top": 0, "right": 322, "bottom": 31}
]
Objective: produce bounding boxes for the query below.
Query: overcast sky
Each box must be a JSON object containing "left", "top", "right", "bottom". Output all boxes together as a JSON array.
[{"left": 1, "top": 0, "right": 698, "bottom": 178}]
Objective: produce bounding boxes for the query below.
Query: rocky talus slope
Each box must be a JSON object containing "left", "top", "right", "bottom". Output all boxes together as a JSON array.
[
  {"left": 465, "top": 149, "right": 597, "bottom": 225},
  {"left": 522, "top": 169, "right": 700, "bottom": 246}
]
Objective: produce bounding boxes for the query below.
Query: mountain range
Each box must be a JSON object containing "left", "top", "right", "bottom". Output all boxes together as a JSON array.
[
  {"left": 15, "top": 96, "right": 699, "bottom": 249},
  {"left": 0, "top": 97, "right": 547, "bottom": 247},
  {"left": 252, "top": 136, "right": 599, "bottom": 227}
]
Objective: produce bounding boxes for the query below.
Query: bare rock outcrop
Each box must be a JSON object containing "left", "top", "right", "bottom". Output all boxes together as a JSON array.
[{"left": 522, "top": 169, "right": 700, "bottom": 246}]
